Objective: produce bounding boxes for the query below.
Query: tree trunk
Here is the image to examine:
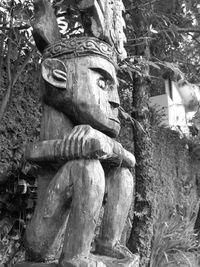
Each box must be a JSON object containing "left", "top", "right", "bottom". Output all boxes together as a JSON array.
[{"left": 128, "top": 75, "right": 155, "bottom": 267}]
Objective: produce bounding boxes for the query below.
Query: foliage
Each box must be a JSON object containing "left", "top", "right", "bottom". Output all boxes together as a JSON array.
[
  {"left": 119, "top": 2, "right": 200, "bottom": 266},
  {"left": 150, "top": 201, "right": 199, "bottom": 267},
  {"left": 0, "top": 0, "right": 36, "bottom": 122},
  {"left": 149, "top": 122, "right": 200, "bottom": 267},
  {"left": 119, "top": 105, "right": 200, "bottom": 267},
  {"left": 0, "top": 56, "right": 40, "bottom": 265},
  {"left": 0, "top": 58, "right": 41, "bottom": 172},
  {"left": 122, "top": 0, "right": 200, "bottom": 84}
]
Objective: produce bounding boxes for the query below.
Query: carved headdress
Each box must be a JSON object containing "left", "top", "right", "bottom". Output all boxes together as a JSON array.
[
  {"left": 42, "top": 37, "right": 117, "bottom": 66},
  {"left": 77, "top": 0, "right": 127, "bottom": 60},
  {"left": 31, "top": 0, "right": 127, "bottom": 64}
]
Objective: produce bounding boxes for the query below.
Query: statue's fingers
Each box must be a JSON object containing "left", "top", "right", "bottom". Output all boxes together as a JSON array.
[
  {"left": 60, "top": 134, "right": 68, "bottom": 158},
  {"left": 69, "top": 125, "right": 84, "bottom": 158},
  {"left": 73, "top": 125, "right": 93, "bottom": 157},
  {"left": 75, "top": 128, "right": 87, "bottom": 157},
  {"left": 81, "top": 126, "right": 94, "bottom": 157},
  {"left": 64, "top": 126, "right": 81, "bottom": 158}
]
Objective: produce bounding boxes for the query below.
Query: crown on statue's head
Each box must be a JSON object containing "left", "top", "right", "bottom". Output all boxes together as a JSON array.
[
  {"left": 32, "top": 0, "right": 126, "bottom": 64},
  {"left": 43, "top": 37, "right": 117, "bottom": 66}
]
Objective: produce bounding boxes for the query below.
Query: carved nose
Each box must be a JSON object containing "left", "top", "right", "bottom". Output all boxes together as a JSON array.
[{"left": 109, "top": 88, "right": 120, "bottom": 109}]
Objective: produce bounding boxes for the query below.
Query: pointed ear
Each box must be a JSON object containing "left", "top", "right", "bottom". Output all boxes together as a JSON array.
[{"left": 41, "top": 58, "right": 67, "bottom": 89}]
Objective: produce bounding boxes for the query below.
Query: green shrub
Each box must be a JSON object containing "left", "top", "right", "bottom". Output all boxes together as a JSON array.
[{"left": 150, "top": 200, "right": 200, "bottom": 267}]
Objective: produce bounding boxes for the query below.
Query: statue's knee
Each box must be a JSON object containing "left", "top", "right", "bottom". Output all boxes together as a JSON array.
[
  {"left": 120, "top": 168, "right": 134, "bottom": 195},
  {"left": 52, "top": 162, "right": 73, "bottom": 195},
  {"left": 120, "top": 167, "right": 134, "bottom": 189},
  {"left": 72, "top": 159, "right": 105, "bottom": 196},
  {"left": 108, "top": 167, "right": 134, "bottom": 195}
]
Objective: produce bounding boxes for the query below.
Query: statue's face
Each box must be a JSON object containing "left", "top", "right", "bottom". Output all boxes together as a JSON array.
[{"left": 41, "top": 55, "right": 120, "bottom": 137}]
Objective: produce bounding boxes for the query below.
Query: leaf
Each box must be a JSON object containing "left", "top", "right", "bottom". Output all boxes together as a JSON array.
[
  {"left": 158, "top": 61, "right": 184, "bottom": 78},
  {"left": 126, "top": 66, "right": 133, "bottom": 80},
  {"left": 148, "top": 61, "right": 161, "bottom": 69},
  {"left": 150, "top": 24, "right": 158, "bottom": 34},
  {"left": 175, "top": 249, "right": 193, "bottom": 267},
  {"left": 118, "top": 106, "right": 146, "bottom": 134}
]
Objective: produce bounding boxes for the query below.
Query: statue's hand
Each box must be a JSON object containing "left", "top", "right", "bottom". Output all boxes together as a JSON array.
[
  {"left": 60, "top": 125, "right": 106, "bottom": 159},
  {"left": 25, "top": 125, "right": 135, "bottom": 168}
]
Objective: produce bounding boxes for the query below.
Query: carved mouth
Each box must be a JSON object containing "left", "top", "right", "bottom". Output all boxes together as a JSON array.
[{"left": 109, "top": 118, "right": 120, "bottom": 124}]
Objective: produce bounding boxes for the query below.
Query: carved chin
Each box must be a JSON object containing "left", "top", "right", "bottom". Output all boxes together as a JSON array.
[
  {"left": 71, "top": 105, "right": 120, "bottom": 137},
  {"left": 76, "top": 113, "right": 120, "bottom": 137}
]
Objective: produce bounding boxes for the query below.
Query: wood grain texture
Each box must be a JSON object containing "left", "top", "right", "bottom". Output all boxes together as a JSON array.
[
  {"left": 60, "top": 160, "right": 105, "bottom": 262},
  {"left": 41, "top": 55, "right": 120, "bottom": 138},
  {"left": 15, "top": 253, "right": 140, "bottom": 267},
  {"left": 31, "top": 0, "right": 61, "bottom": 52},
  {"left": 22, "top": 20, "right": 137, "bottom": 265},
  {"left": 99, "top": 167, "right": 134, "bottom": 247},
  {"left": 77, "top": 0, "right": 127, "bottom": 60},
  {"left": 91, "top": 253, "right": 140, "bottom": 267},
  {"left": 59, "top": 252, "right": 139, "bottom": 267},
  {"left": 25, "top": 125, "right": 136, "bottom": 168}
]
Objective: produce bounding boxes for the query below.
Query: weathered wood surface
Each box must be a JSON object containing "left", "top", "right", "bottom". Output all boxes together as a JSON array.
[
  {"left": 77, "top": 0, "right": 127, "bottom": 60},
  {"left": 22, "top": 50, "right": 137, "bottom": 265},
  {"left": 17, "top": 0, "right": 138, "bottom": 265},
  {"left": 97, "top": 167, "right": 134, "bottom": 249},
  {"left": 24, "top": 156, "right": 135, "bottom": 261},
  {"left": 40, "top": 105, "right": 74, "bottom": 141},
  {"left": 31, "top": 0, "right": 127, "bottom": 60},
  {"left": 91, "top": 253, "right": 140, "bottom": 267},
  {"left": 59, "top": 252, "right": 140, "bottom": 267},
  {"left": 31, "top": 0, "right": 61, "bottom": 53},
  {"left": 16, "top": 252, "right": 140, "bottom": 267},
  {"left": 25, "top": 160, "right": 105, "bottom": 261},
  {"left": 59, "top": 160, "right": 105, "bottom": 263},
  {"left": 41, "top": 53, "right": 120, "bottom": 138},
  {"left": 25, "top": 125, "right": 136, "bottom": 168}
]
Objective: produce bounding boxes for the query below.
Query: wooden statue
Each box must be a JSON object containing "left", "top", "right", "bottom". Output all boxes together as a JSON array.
[{"left": 16, "top": 1, "right": 139, "bottom": 266}]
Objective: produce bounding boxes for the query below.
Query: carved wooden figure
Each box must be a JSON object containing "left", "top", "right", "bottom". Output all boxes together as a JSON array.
[{"left": 16, "top": 1, "right": 139, "bottom": 267}]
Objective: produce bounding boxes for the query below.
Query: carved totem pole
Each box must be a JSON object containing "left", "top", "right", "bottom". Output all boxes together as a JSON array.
[{"left": 17, "top": 0, "right": 140, "bottom": 266}]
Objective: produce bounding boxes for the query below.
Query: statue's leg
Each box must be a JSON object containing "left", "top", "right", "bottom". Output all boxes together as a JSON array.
[
  {"left": 59, "top": 159, "right": 105, "bottom": 266},
  {"left": 96, "top": 167, "right": 134, "bottom": 258},
  {"left": 25, "top": 162, "right": 75, "bottom": 261}
]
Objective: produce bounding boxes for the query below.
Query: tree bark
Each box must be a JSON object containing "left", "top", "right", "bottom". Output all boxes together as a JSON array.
[{"left": 128, "top": 75, "right": 155, "bottom": 267}]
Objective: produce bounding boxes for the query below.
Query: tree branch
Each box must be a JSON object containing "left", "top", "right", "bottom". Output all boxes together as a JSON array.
[
  {"left": 188, "top": 33, "right": 200, "bottom": 45},
  {"left": 0, "top": 39, "right": 12, "bottom": 122},
  {"left": 176, "top": 27, "right": 200, "bottom": 33},
  {"left": 0, "top": 15, "right": 6, "bottom": 82},
  {"left": 0, "top": 49, "right": 35, "bottom": 122},
  {"left": 13, "top": 49, "right": 35, "bottom": 86},
  {"left": 0, "top": 25, "right": 30, "bottom": 30}
]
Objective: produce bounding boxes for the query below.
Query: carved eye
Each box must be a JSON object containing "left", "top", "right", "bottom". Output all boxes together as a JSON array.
[{"left": 97, "top": 78, "right": 107, "bottom": 90}]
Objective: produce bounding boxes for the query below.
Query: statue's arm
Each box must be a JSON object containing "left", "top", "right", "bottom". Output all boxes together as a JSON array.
[{"left": 25, "top": 125, "right": 135, "bottom": 168}]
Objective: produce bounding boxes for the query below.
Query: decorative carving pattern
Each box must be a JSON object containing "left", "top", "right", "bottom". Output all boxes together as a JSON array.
[
  {"left": 77, "top": 0, "right": 127, "bottom": 60},
  {"left": 43, "top": 37, "right": 117, "bottom": 66}
]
